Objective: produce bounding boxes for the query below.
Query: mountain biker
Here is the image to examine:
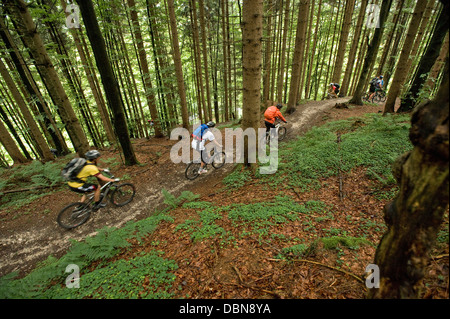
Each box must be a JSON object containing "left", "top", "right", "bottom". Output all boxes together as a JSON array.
[
  {"left": 328, "top": 83, "right": 340, "bottom": 98},
  {"left": 369, "top": 75, "right": 384, "bottom": 101},
  {"left": 191, "top": 121, "right": 222, "bottom": 174},
  {"left": 264, "top": 103, "right": 287, "bottom": 136},
  {"left": 68, "top": 150, "right": 118, "bottom": 210}
]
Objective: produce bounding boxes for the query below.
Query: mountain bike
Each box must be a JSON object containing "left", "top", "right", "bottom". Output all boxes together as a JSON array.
[
  {"left": 185, "top": 147, "right": 226, "bottom": 180},
  {"left": 264, "top": 119, "right": 287, "bottom": 146},
  {"left": 373, "top": 90, "right": 386, "bottom": 103},
  {"left": 363, "top": 90, "right": 386, "bottom": 103},
  {"left": 57, "top": 169, "right": 136, "bottom": 229}
]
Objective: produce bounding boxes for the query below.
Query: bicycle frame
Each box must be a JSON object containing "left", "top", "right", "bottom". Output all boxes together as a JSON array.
[{"left": 82, "top": 170, "right": 115, "bottom": 206}]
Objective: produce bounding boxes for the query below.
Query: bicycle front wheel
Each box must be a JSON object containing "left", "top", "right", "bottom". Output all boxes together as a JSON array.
[
  {"left": 185, "top": 162, "right": 201, "bottom": 180},
  {"left": 278, "top": 127, "right": 287, "bottom": 141},
  {"left": 212, "top": 152, "right": 226, "bottom": 169},
  {"left": 57, "top": 202, "right": 91, "bottom": 229},
  {"left": 110, "top": 183, "right": 136, "bottom": 207}
]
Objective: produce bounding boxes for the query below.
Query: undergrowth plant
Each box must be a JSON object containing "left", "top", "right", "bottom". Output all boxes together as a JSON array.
[
  {"left": 0, "top": 160, "right": 65, "bottom": 210},
  {"left": 259, "top": 113, "right": 412, "bottom": 193}
]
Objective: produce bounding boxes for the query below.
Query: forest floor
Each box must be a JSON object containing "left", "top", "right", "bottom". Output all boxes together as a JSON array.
[{"left": 0, "top": 97, "right": 448, "bottom": 299}]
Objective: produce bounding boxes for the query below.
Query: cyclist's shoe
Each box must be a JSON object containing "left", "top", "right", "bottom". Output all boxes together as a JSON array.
[
  {"left": 93, "top": 202, "right": 107, "bottom": 211},
  {"left": 198, "top": 168, "right": 208, "bottom": 174}
]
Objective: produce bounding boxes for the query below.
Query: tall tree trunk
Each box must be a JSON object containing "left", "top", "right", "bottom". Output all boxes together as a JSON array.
[
  {"left": 77, "top": 0, "right": 138, "bottom": 165},
  {"left": 383, "top": 0, "right": 429, "bottom": 114},
  {"left": 277, "top": 0, "right": 291, "bottom": 102},
  {"left": 332, "top": 0, "right": 356, "bottom": 84},
  {"left": 286, "top": 0, "right": 309, "bottom": 114},
  {"left": 376, "top": 0, "right": 405, "bottom": 77},
  {"left": 398, "top": 1, "right": 449, "bottom": 112},
  {"left": 242, "top": 0, "right": 263, "bottom": 169},
  {"left": 0, "top": 58, "right": 54, "bottom": 161},
  {"left": 190, "top": 0, "right": 207, "bottom": 123},
  {"left": 0, "top": 15, "right": 68, "bottom": 155},
  {"left": 198, "top": 0, "right": 212, "bottom": 121},
  {"left": 4, "top": 0, "right": 90, "bottom": 156},
  {"left": 221, "top": 0, "right": 230, "bottom": 122},
  {"left": 127, "top": 0, "right": 163, "bottom": 138},
  {"left": 262, "top": 0, "right": 274, "bottom": 106},
  {"left": 424, "top": 32, "right": 448, "bottom": 92},
  {"left": 167, "top": 0, "right": 190, "bottom": 130},
  {"left": 368, "top": 57, "right": 449, "bottom": 299},
  {"left": 0, "top": 101, "right": 32, "bottom": 160},
  {"left": 0, "top": 117, "right": 29, "bottom": 164},
  {"left": 348, "top": 0, "right": 393, "bottom": 105},
  {"left": 341, "top": 0, "right": 368, "bottom": 96}
]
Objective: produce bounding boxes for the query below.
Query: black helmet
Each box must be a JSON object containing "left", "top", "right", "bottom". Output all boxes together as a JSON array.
[
  {"left": 276, "top": 103, "right": 283, "bottom": 109},
  {"left": 206, "top": 121, "right": 215, "bottom": 128},
  {"left": 379, "top": 75, "right": 383, "bottom": 79},
  {"left": 85, "top": 150, "right": 101, "bottom": 160}
]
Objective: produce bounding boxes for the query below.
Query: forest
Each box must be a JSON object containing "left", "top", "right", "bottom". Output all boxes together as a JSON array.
[{"left": 0, "top": 0, "right": 448, "bottom": 302}]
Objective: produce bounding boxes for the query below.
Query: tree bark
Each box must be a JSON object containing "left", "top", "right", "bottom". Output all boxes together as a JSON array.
[
  {"left": 4, "top": 0, "right": 90, "bottom": 156},
  {"left": 368, "top": 57, "right": 449, "bottom": 299},
  {"left": 127, "top": 0, "right": 163, "bottom": 138},
  {"left": 383, "top": 0, "right": 429, "bottom": 114},
  {"left": 331, "top": 0, "right": 356, "bottom": 84},
  {"left": 0, "top": 117, "right": 29, "bottom": 164},
  {"left": 167, "top": 0, "right": 190, "bottom": 130},
  {"left": 0, "top": 58, "right": 54, "bottom": 161},
  {"left": 348, "top": 0, "right": 393, "bottom": 105},
  {"left": 77, "top": 0, "right": 138, "bottom": 165},
  {"left": 242, "top": 0, "right": 263, "bottom": 169},
  {"left": 399, "top": 1, "right": 449, "bottom": 112},
  {"left": 286, "top": 0, "right": 308, "bottom": 114},
  {"left": 341, "top": 0, "right": 368, "bottom": 96}
]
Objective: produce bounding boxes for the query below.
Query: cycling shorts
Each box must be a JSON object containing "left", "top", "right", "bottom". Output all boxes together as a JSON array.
[{"left": 69, "top": 183, "right": 98, "bottom": 194}]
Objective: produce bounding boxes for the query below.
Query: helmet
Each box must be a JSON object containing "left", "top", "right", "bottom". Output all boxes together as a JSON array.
[
  {"left": 276, "top": 103, "right": 283, "bottom": 109},
  {"left": 85, "top": 150, "right": 101, "bottom": 160},
  {"left": 206, "top": 121, "right": 215, "bottom": 128},
  {"left": 379, "top": 75, "right": 383, "bottom": 78}
]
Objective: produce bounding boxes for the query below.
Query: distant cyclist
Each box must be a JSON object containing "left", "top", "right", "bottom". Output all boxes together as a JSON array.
[
  {"left": 369, "top": 75, "right": 384, "bottom": 101},
  {"left": 328, "top": 83, "right": 340, "bottom": 98},
  {"left": 68, "top": 150, "right": 118, "bottom": 210},
  {"left": 191, "top": 121, "right": 222, "bottom": 174},
  {"left": 264, "top": 103, "right": 287, "bottom": 136}
]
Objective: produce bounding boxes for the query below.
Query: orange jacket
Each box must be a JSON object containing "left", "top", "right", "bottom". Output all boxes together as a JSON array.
[{"left": 264, "top": 106, "right": 287, "bottom": 124}]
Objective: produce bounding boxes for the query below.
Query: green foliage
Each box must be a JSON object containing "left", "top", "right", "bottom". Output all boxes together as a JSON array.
[
  {"left": 41, "top": 251, "right": 178, "bottom": 299},
  {"left": 162, "top": 189, "right": 200, "bottom": 209},
  {"left": 0, "top": 160, "right": 65, "bottom": 210},
  {"left": 261, "top": 113, "right": 412, "bottom": 192},
  {"left": 319, "top": 236, "right": 374, "bottom": 250},
  {"left": 276, "top": 236, "right": 374, "bottom": 260},
  {"left": 176, "top": 201, "right": 226, "bottom": 242},
  {"left": 227, "top": 197, "right": 325, "bottom": 238},
  {"left": 0, "top": 212, "right": 174, "bottom": 299},
  {"left": 222, "top": 166, "right": 252, "bottom": 190}
]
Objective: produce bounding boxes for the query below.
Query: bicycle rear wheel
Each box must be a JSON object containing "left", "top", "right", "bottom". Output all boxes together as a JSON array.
[
  {"left": 362, "top": 93, "right": 370, "bottom": 102},
  {"left": 211, "top": 152, "right": 226, "bottom": 169},
  {"left": 57, "top": 202, "right": 91, "bottom": 229},
  {"left": 278, "top": 127, "right": 287, "bottom": 141},
  {"left": 110, "top": 183, "right": 136, "bottom": 207},
  {"left": 185, "top": 162, "right": 201, "bottom": 180}
]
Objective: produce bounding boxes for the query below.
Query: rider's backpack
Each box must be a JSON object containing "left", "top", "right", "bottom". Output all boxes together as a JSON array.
[
  {"left": 61, "top": 158, "right": 90, "bottom": 183},
  {"left": 369, "top": 77, "right": 378, "bottom": 86},
  {"left": 192, "top": 124, "right": 209, "bottom": 141}
]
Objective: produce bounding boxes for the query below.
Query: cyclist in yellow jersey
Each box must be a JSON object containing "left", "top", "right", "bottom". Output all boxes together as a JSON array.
[{"left": 68, "top": 150, "right": 118, "bottom": 210}]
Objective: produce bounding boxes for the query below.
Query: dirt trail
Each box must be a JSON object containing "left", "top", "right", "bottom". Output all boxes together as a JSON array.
[{"left": 0, "top": 97, "right": 349, "bottom": 278}]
